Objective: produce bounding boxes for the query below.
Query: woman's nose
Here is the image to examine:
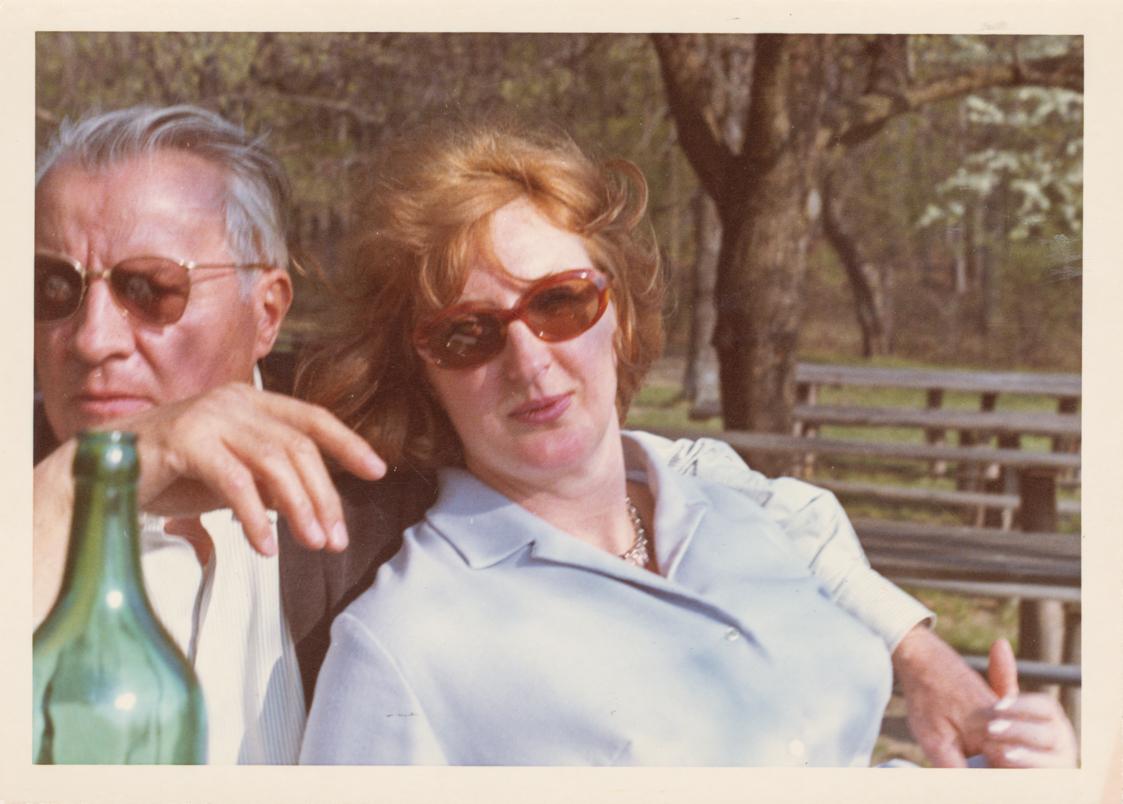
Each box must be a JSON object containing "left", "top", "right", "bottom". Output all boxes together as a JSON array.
[{"left": 501, "top": 320, "right": 551, "bottom": 383}]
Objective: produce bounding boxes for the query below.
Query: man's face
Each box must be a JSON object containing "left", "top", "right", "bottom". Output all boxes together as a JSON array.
[{"left": 35, "top": 150, "right": 279, "bottom": 442}]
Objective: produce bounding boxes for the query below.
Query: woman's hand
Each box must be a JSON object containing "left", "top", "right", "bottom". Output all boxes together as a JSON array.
[{"left": 970, "top": 638, "right": 1078, "bottom": 768}]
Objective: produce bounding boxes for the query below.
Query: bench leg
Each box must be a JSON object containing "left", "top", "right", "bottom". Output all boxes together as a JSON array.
[
  {"left": 1062, "top": 604, "right": 1081, "bottom": 732},
  {"left": 925, "top": 388, "right": 947, "bottom": 477},
  {"left": 1015, "top": 467, "right": 1065, "bottom": 697},
  {"left": 1018, "top": 598, "right": 1065, "bottom": 698}
]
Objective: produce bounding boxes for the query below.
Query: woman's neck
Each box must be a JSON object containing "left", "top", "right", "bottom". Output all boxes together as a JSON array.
[{"left": 466, "top": 429, "right": 642, "bottom": 558}]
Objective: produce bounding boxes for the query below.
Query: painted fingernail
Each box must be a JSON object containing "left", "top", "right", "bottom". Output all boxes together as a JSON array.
[
  {"left": 995, "top": 695, "right": 1017, "bottom": 711},
  {"left": 988, "top": 719, "right": 1012, "bottom": 735},
  {"left": 331, "top": 521, "right": 349, "bottom": 551},
  {"left": 1004, "top": 746, "right": 1028, "bottom": 763},
  {"left": 261, "top": 532, "right": 277, "bottom": 555}
]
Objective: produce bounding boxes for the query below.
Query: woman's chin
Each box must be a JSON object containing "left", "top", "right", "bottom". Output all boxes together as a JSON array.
[
  {"left": 515, "top": 440, "right": 589, "bottom": 475},
  {"left": 477, "top": 429, "right": 606, "bottom": 483}
]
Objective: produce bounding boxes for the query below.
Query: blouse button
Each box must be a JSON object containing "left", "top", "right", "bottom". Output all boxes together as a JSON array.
[
  {"left": 723, "top": 628, "right": 740, "bottom": 642},
  {"left": 787, "top": 738, "right": 806, "bottom": 759}
]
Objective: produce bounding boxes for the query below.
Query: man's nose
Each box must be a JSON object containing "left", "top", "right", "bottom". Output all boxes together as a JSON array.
[
  {"left": 70, "top": 278, "right": 137, "bottom": 365},
  {"left": 501, "top": 320, "right": 552, "bottom": 383}
]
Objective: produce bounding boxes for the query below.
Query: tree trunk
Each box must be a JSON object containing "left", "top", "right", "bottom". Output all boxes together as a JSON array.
[
  {"left": 713, "top": 35, "right": 827, "bottom": 446},
  {"left": 652, "top": 31, "right": 1080, "bottom": 449},
  {"left": 682, "top": 190, "right": 722, "bottom": 415},
  {"left": 820, "top": 170, "right": 893, "bottom": 357}
]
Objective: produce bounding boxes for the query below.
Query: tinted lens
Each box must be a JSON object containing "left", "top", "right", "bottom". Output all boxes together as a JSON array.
[
  {"left": 416, "top": 271, "right": 608, "bottom": 369},
  {"left": 109, "top": 257, "right": 190, "bottom": 325},
  {"left": 424, "top": 312, "right": 506, "bottom": 368},
  {"left": 523, "top": 277, "right": 603, "bottom": 341},
  {"left": 35, "top": 255, "right": 84, "bottom": 321}
]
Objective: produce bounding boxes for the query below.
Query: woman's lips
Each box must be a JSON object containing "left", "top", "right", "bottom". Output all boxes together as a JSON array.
[{"left": 508, "top": 393, "right": 572, "bottom": 425}]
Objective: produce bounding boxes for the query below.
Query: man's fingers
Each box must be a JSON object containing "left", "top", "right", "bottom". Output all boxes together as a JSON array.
[
  {"left": 122, "top": 383, "right": 379, "bottom": 554},
  {"left": 258, "top": 392, "right": 386, "bottom": 480},
  {"left": 202, "top": 449, "right": 278, "bottom": 555},
  {"left": 234, "top": 428, "right": 348, "bottom": 553},
  {"left": 248, "top": 440, "right": 332, "bottom": 551}
]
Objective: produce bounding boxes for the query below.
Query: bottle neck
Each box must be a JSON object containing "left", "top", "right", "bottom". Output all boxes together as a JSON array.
[{"left": 54, "top": 475, "right": 145, "bottom": 614}]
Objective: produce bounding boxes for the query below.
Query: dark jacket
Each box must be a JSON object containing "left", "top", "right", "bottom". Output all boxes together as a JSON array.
[{"left": 278, "top": 469, "right": 435, "bottom": 708}]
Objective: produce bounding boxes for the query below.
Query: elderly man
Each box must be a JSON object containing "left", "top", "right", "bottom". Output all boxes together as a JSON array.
[{"left": 33, "top": 104, "right": 999, "bottom": 765}]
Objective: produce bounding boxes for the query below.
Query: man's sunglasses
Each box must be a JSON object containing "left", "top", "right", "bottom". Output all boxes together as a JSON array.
[
  {"left": 414, "top": 269, "right": 612, "bottom": 370},
  {"left": 34, "top": 251, "right": 272, "bottom": 327}
]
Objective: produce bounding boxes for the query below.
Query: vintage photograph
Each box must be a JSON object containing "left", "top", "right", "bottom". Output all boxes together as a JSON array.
[{"left": 10, "top": 15, "right": 1120, "bottom": 804}]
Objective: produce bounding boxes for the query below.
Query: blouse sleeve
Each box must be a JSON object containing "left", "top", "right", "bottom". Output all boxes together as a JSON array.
[
  {"left": 299, "top": 612, "right": 447, "bottom": 765},
  {"left": 631, "top": 430, "right": 935, "bottom": 652}
]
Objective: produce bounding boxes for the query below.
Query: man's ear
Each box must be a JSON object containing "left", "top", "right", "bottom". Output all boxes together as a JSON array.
[{"left": 251, "top": 268, "right": 294, "bottom": 361}]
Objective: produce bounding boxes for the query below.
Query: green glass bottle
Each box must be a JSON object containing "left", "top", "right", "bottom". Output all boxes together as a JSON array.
[{"left": 32, "top": 430, "right": 206, "bottom": 764}]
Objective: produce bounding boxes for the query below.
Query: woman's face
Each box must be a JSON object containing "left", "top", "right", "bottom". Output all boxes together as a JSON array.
[{"left": 422, "top": 198, "right": 622, "bottom": 495}]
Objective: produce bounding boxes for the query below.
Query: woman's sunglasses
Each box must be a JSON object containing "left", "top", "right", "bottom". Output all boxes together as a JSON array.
[
  {"left": 414, "top": 269, "right": 611, "bottom": 370},
  {"left": 34, "top": 251, "right": 271, "bottom": 328}
]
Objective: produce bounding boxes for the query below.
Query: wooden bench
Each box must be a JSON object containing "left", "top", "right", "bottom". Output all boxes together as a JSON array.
[
  {"left": 692, "top": 363, "right": 1081, "bottom": 526},
  {"left": 793, "top": 363, "right": 1082, "bottom": 489}
]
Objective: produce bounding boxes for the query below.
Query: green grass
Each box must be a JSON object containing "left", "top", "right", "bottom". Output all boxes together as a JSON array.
[{"left": 627, "top": 383, "right": 723, "bottom": 432}]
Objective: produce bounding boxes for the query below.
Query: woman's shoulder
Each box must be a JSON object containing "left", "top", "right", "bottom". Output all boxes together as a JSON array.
[{"left": 336, "top": 517, "right": 468, "bottom": 636}]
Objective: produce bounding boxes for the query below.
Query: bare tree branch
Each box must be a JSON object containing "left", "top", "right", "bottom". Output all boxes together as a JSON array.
[
  {"left": 827, "top": 50, "right": 1082, "bottom": 150},
  {"left": 206, "top": 91, "right": 386, "bottom": 127},
  {"left": 650, "top": 34, "right": 738, "bottom": 207}
]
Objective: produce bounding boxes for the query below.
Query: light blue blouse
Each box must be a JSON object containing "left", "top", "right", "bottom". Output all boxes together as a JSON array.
[{"left": 300, "top": 433, "right": 893, "bottom": 766}]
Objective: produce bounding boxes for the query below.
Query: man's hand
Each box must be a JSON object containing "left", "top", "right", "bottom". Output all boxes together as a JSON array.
[
  {"left": 892, "top": 624, "right": 998, "bottom": 766},
  {"left": 34, "top": 383, "right": 385, "bottom": 624},
  {"left": 121, "top": 383, "right": 384, "bottom": 554}
]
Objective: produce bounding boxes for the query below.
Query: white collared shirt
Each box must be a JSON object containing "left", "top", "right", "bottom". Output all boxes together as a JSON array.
[
  {"left": 135, "top": 368, "right": 305, "bottom": 763},
  {"left": 138, "top": 508, "right": 306, "bottom": 763},
  {"left": 635, "top": 431, "right": 934, "bottom": 651},
  {"left": 301, "top": 432, "right": 893, "bottom": 765}
]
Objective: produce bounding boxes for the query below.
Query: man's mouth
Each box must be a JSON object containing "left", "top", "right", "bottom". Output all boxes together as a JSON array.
[{"left": 73, "top": 393, "right": 153, "bottom": 422}]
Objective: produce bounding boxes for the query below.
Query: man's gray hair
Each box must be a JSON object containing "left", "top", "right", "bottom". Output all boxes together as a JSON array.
[{"left": 37, "top": 105, "right": 292, "bottom": 281}]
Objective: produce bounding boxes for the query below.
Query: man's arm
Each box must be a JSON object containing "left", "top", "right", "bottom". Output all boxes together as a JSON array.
[
  {"left": 633, "top": 430, "right": 997, "bottom": 766},
  {"left": 34, "top": 382, "right": 385, "bottom": 625}
]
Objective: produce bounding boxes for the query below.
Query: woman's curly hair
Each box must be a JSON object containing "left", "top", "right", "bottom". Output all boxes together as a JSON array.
[{"left": 297, "top": 117, "right": 665, "bottom": 472}]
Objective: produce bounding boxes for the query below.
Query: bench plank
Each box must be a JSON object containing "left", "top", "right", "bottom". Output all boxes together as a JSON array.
[
  {"left": 652, "top": 427, "right": 1082, "bottom": 470},
  {"left": 891, "top": 577, "right": 1081, "bottom": 603},
  {"left": 819, "top": 479, "right": 1020, "bottom": 509},
  {"left": 853, "top": 518, "right": 1080, "bottom": 586},
  {"left": 961, "top": 655, "right": 1081, "bottom": 686},
  {"left": 796, "top": 363, "right": 1081, "bottom": 398},
  {"left": 793, "top": 404, "right": 1082, "bottom": 438},
  {"left": 819, "top": 479, "right": 1081, "bottom": 517}
]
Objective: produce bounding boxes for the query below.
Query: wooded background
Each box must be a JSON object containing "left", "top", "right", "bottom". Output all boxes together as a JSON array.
[{"left": 36, "top": 33, "right": 1083, "bottom": 439}]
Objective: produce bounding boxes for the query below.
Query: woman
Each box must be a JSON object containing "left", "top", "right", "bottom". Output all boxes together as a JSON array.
[{"left": 298, "top": 119, "right": 1075, "bottom": 767}]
